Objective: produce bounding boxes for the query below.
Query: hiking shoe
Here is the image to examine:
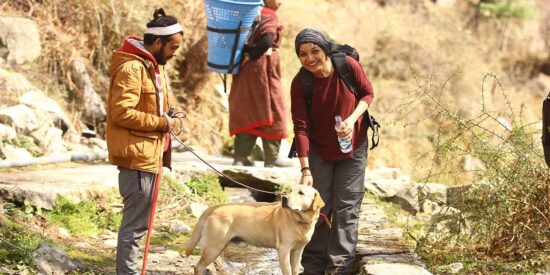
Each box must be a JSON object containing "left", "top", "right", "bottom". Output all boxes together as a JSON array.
[
  {"left": 232, "top": 157, "right": 255, "bottom": 167},
  {"left": 264, "top": 158, "right": 294, "bottom": 168}
]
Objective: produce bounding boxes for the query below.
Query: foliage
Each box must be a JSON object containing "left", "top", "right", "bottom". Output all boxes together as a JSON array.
[
  {"left": 1, "top": 135, "right": 43, "bottom": 157},
  {"left": 0, "top": 204, "right": 40, "bottom": 273},
  {"left": 44, "top": 196, "right": 121, "bottom": 237},
  {"left": 407, "top": 72, "right": 550, "bottom": 270},
  {"left": 477, "top": 0, "right": 534, "bottom": 19},
  {"left": 186, "top": 174, "right": 227, "bottom": 204},
  {"left": 275, "top": 184, "right": 292, "bottom": 196}
]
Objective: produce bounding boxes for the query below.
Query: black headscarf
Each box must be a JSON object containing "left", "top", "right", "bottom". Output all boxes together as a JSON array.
[{"left": 294, "top": 28, "right": 329, "bottom": 55}]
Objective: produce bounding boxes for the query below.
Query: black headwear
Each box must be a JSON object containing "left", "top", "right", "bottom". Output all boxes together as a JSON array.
[{"left": 294, "top": 28, "right": 329, "bottom": 55}]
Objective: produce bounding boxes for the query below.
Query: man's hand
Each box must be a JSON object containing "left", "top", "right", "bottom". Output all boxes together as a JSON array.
[{"left": 163, "top": 114, "right": 175, "bottom": 133}]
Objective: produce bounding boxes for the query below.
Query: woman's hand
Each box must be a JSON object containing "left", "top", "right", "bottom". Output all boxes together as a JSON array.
[
  {"left": 337, "top": 119, "right": 354, "bottom": 141},
  {"left": 300, "top": 168, "right": 313, "bottom": 186},
  {"left": 241, "top": 53, "right": 250, "bottom": 66}
]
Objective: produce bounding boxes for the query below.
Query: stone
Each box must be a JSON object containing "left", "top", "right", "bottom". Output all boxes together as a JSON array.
[
  {"left": 169, "top": 220, "right": 191, "bottom": 234},
  {"left": 69, "top": 58, "right": 106, "bottom": 124},
  {"left": 447, "top": 262, "right": 464, "bottom": 274},
  {"left": 0, "top": 17, "right": 41, "bottom": 66},
  {"left": 20, "top": 90, "right": 72, "bottom": 133},
  {"left": 1, "top": 144, "right": 33, "bottom": 160},
  {"left": 88, "top": 138, "right": 107, "bottom": 151},
  {"left": 365, "top": 176, "right": 419, "bottom": 215},
  {"left": 361, "top": 263, "right": 432, "bottom": 275},
  {"left": 418, "top": 183, "right": 448, "bottom": 205},
  {"left": 57, "top": 227, "right": 71, "bottom": 238},
  {"left": 187, "top": 202, "right": 209, "bottom": 218},
  {"left": 0, "top": 104, "right": 41, "bottom": 134},
  {"left": 366, "top": 167, "right": 402, "bottom": 180},
  {"left": 35, "top": 127, "right": 66, "bottom": 155},
  {"left": 461, "top": 155, "right": 485, "bottom": 173},
  {"left": 0, "top": 68, "right": 37, "bottom": 102},
  {"left": 103, "top": 239, "right": 118, "bottom": 248},
  {"left": 32, "top": 241, "right": 85, "bottom": 274},
  {"left": 421, "top": 199, "right": 441, "bottom": 215},
  {"left": 0, "top": 123, "right": 16, "bottom": 139}
]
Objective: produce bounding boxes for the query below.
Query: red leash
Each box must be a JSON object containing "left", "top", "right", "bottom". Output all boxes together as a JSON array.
[
  {"left": 141, "top": 163, "right": 162, "bottom": 275},
  {"left": 319, "top": 212, "right": 332, "bottom": 228},
  {"left": 141, "top": 133, "right": 170, "bottom": 275}
]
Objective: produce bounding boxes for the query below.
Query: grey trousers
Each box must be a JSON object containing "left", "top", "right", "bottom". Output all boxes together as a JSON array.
[
  {"left": 116, "top": 166, "right": 156, "bottom": 275},
  {"left": 234, "top": 132, "right": 281, "bottom": 164},
  {"left": 301, "top": 141, "right": 367, "bottom": 275}
]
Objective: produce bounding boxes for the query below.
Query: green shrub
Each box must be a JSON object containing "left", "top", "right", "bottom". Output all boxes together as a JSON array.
[
  {"left": 477, "top": 0, "right": 534, "bottom": 19},
  {"left": 44, "top": 196, "right": 121, "bottom": 237},
  {"left": 186, "top": 174, "right": 227, "bottom": 204}
]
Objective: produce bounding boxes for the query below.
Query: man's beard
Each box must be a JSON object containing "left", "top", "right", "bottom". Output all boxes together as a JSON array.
[{"left": 153, "top": 50, "right": 167, "bottom": 65}]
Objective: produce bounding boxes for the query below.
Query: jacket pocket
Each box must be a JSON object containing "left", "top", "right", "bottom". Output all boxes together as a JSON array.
[
  {"left": 128, "top": 130, "right": 160, "bottom": 159},
  {"left": 140, "top": 86, "right": 158, "bottom": 113}
]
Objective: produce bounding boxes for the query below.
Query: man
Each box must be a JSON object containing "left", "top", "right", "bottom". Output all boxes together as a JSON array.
[{"left": 106, "top": 8, "right": 183, "bottom": 274}]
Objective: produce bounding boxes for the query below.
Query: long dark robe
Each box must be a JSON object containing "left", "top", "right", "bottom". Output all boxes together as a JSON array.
[{"left": 228, "top": 7, "right": 287, "bottom": 140}]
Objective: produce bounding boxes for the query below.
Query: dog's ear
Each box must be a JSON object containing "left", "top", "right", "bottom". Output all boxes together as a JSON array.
[{"left": 310, "top": 191, "right": 325, "bottom": 211}]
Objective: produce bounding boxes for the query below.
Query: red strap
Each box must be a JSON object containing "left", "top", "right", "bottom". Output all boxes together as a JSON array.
[
  {"left": 319, "top": 213, "right": 331, "bottom": 229},
  {"left": 163, "top": 134, "right": 171, "bottom": 151}
]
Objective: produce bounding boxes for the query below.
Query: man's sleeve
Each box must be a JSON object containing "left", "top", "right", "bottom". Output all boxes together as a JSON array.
[{"left": 109, "top": 62, "right": 168, "bottom": 132}]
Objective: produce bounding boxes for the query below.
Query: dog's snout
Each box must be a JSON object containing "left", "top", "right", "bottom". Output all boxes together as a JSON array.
[{"left": 281, "top": 196, "right": 288, "bottom": 208}]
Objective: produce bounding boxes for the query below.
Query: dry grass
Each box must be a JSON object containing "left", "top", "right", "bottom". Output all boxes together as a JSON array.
[{"left": 3, "top": 0, "right": 549, "bottom": 171}]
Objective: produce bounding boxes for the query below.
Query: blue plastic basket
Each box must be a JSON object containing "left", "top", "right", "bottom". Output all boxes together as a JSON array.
[{"left": 205, "top": 0, "right": 262, "bottom": 74}]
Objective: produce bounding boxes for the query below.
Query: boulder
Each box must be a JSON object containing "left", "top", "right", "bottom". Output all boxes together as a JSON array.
[
  {"left": 32, "top": 241, "right": 85, "bottom": 274},
  {"left": 69, "top": 58, "right": 106, "bottom": 124},
  {"left": 20, "top": 90, "right": 72, "bottom": 133},
  {"left": 36, "top": 127, "right": 66, "bottom": 155},
  {"left": 0, "top": 104, "right": 41, "bottom": 134},
  {"left": 0, "top": 68, "right": 37, "bottom": 102},
  {"left": 418, "top": 182, "right": 448, "bottom": 205},
  {"left": 365, "top": 176, "right": 419, "bottom": 215},
  {"left": 1, "top": 144, "right": 33, "bottom": 161},
  {"left": 0, "top": 17, "right": 41, "bottom": 66},
  {"left": 0, "top": 123, "right": 16, "bottom": 139}
]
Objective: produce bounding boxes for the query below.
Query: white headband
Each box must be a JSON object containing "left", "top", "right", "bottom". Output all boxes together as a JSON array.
[{"left": 145, "top": 23, "right": 184, "bottom": 36}]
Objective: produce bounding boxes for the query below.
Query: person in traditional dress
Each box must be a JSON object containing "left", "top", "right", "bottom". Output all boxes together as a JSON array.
[{"left": 228, "top": 0, "right": 292, "bottom": 167}]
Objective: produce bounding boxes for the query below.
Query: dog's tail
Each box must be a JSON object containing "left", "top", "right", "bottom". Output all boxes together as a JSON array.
[{"left": 185, "top": 205, "right": 216, "bottom": 256}]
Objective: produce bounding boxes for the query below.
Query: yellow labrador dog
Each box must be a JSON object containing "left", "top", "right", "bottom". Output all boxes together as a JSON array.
[{"left": 185, "top": 185, "right": 324, "bottom": 275}]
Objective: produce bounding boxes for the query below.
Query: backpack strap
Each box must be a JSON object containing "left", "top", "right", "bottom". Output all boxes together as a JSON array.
[
  {"left": 331, "top": 52, "right": 358, "bottom": 96},
  {"left": 331, "top": 53, "right": 380, "bottom": 150}
]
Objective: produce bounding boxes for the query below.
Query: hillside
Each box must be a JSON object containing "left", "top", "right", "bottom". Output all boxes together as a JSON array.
[
  {"left": 1, "top": 0, "right": 549, "bottom": 273},
  {"left": 2, "top": 0, "right": 550, "bottom": 180}
]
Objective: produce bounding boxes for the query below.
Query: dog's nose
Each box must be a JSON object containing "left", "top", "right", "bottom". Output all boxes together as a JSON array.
[{"left": 281, "top": 196, "right": 288, "bottom": 208}]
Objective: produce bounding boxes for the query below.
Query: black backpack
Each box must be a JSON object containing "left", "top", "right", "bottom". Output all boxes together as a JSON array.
[
  {"left": 542, "top": 91, "right": 550, "bottom": 167},
  {"left": 288, "top": 43, "right": 381, "bottom": 158}
]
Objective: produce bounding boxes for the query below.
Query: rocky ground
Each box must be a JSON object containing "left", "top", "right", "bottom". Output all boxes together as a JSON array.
[{"left": 0, "top": 152, "right": 446, "bottom": 275}]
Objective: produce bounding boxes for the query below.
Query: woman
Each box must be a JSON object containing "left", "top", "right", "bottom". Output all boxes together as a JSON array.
[
  {"left": 291, "top": 29, "right": 374, "bottom": 275},
  {"left": 228, "top": 0, "right": 292, "bottom": 168}
]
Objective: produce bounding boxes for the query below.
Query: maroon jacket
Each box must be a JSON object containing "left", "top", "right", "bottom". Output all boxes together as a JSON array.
[{"left": 290, "top": 56, "right": 374, "bottom": 161}]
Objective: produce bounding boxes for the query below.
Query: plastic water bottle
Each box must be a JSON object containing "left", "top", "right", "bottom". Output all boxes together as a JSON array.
[{"left": 335, "top": 116, "right": 352, "bottom": 153}]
